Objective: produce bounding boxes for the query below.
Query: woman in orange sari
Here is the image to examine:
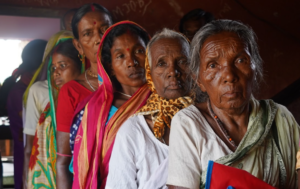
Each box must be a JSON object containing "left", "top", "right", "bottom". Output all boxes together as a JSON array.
[{"left": 72, "top": 21, "right": 151, "bottom": 189}]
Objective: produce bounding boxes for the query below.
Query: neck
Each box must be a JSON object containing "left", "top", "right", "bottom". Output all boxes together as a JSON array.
[
  {"left": 90, "top": 62, "right": 97, "bottom": 74},
  {"left": 210, "top": 100, "right": 251, "bottom": 131},
  {"left": 119, "top": 85, "right": 141, "bottom": 97}
]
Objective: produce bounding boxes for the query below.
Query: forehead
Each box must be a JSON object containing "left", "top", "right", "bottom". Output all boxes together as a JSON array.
[
  {"left": 200, "top": 32, "right": 246, "bottom": 56},
  {"left": 112, "top": 32, "right": 143, "bottom": 47},
  {"left": 78, "top": 11, "right": 110, "bottom": 28},
  {"left": 150, "top": 38, "right": 187, "bottom": 57},
  {"left": 52, "top": 53, "right": 68, "bottom": 60}
]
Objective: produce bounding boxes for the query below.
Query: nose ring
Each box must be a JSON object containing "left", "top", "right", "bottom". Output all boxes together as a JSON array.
[{"left": 133, "top": 59, "right": 138, "bottom": 65}]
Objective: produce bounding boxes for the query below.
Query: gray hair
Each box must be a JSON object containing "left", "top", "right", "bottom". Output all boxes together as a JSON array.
[
  {"left": 147, "top": 28, "right": 190, "bottom": 67},
  {"left": 190, "top": 19, "right": 263, "bottom": 101}
]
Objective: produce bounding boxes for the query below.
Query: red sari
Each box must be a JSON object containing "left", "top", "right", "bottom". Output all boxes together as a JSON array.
[{"left": 72, "top": 21, "right": 151, "bottom": 189}]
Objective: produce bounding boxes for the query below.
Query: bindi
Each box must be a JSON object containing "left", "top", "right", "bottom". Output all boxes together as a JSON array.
[
  {"left": 126, "top": 48, "right": 130, "bottom": 51},
  {"left": 94, "top": 21, "right": 96, "bottom": 25}
]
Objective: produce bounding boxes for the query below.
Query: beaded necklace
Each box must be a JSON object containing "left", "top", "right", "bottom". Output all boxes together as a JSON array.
[{"left": 207, "top": 100, "right": 237, "bottom": 149}]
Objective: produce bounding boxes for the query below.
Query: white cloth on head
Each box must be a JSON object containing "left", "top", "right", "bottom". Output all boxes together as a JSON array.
[
  {"left": 105, "top": 115, "right": 168, "bottom": 189},
  {"left": 23, "top": 80, "right": 49, "bottom": 136}
]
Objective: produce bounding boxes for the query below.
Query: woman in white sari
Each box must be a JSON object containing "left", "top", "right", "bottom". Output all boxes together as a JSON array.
[
  {"left": 106, "top": 28, "right": 193, "bottom": 189},
  {"left": 167, "top": 19, "right": 299, "bottom": 189}
]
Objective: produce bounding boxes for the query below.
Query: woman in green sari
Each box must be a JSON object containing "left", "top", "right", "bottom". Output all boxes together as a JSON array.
[
  {"left": 26, "top": 36, "right": 83, "bottom": 188},
  {"left": 167, "top": 20, "right": 299, "bottom": 189}
]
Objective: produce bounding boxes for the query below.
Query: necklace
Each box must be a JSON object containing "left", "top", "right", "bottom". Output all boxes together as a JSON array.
[
  {"left": 87, "top": 68, "right": 97, "bottom": 78},
  {"left": 115, "top": 91, "right": 132, "bottom": 98},
  {"left": 85, "top": 71, "right": 96, "bottom": 91},
  {"left": 207, "top": 100, "right": 237, "bottom": 149}
]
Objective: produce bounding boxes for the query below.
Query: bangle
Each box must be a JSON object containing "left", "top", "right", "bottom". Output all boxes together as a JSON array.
[
  {"left": 56, "top": 152, "right": 72, "bottom": 157},
  {"left": 296, "top": 150, "right": 300, "bottom": 170}
]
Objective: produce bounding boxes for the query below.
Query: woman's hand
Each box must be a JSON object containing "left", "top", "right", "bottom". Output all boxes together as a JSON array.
[{"left": 56, "top": 131, "right": 73, "bottom": 189}]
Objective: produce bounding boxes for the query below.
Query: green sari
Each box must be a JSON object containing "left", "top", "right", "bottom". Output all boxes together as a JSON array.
[
  {"left": 27, "top": 31, "right": 74, "bottom": 188},
  {"left": 200, "top": 98, "right": 300, "bottom": 189}
]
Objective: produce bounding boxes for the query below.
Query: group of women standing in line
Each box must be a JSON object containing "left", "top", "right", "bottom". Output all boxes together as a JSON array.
[{"left": 20, "top": 2, "right": 300, "bottom": 189}]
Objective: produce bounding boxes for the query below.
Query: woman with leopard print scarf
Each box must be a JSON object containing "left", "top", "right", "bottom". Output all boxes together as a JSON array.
[{"left": 105, "top": 28, "right": 194, "bottom": 189}]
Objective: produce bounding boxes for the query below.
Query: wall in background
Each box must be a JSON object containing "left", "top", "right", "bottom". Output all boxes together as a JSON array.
[
  {"left": 0, "top": 15, "right": 60, "bottom": 40},
  {"left": 0, "top": 0, "right": 299, "bottom": 99}
]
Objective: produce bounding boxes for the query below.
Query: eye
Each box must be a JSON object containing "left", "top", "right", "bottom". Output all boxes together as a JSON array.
[
  {"left": 60, "top": 63, "right": 66, "bottom": 69},
  {"left": 208, "top": 62, "right": 217, "bottom": 69},
  {"left": 178, "top": 58, "right": 188, "bottom": 65},
  {"left": 100, "top": 26, "right": 109, "bottom": 34},
  {"left": 52, "top": 65, "right": 56, "bottom": 72},
  {"left": 83, "top": 32, "right": 91, "bottom": 37},
  {"left": 157, "top": 61, "right": 166, "bottom": 67},
  {"left": 135, "top": 48, "right": 145, "bottom": 54},
  {"left": 116, "top": 54, "right": 124, "bottom": 59},
  {"left": 237, "top": 57, "right": 246, "bottom": 63}
]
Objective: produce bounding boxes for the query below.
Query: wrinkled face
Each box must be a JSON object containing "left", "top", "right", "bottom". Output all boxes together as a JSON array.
[
  {"left": 150, "top": 38, "right": 189, "bottom": 99},
  {"left": 198, "top": 32, "right": 255, "bottom": 110},
  {"left": 110, "top": 32, "right": 146, "bottom": 89},
  {"left": 74, "top": 11, "right": 112, "bottom": 64},
  {"left": 52, "top": 53, "right": 81, "bottom": 89},
  {"left": 183, "top": 18, "right": 206, "bottom": 41}
]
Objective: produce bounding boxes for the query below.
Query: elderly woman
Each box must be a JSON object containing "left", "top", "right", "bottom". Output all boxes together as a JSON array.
[
  {"left": 167, "top": 20, "right": 299, "bottom": 189},
  {"left": 105, "top": 28, "right": 193, "bottom": 189}
]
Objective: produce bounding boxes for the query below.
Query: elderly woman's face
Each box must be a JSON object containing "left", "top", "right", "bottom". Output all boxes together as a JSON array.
[
  {"left": 198, "top": 32, "right": 254, "bottom": 110},
  {"left": 150, "top": 38, "right": 189, "bottom": 99}
]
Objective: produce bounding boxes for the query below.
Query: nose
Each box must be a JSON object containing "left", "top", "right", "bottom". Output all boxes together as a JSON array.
[
  {"left": 94, "top": 33, "right": 101, "bottom": 46},
  {"left": 221, "top": 65, "right": 238, "bottom": 84},
  {"left": 53, "top": 68, "right": 60, "bottom": 78},
  {"left": 127, "top": 54, "right": 138, "bottom": 68},
  {"left": 167, "top": 63, "right": 180, "bottom": 78}
]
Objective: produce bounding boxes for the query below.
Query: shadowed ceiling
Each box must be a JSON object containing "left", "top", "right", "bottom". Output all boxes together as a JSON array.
[{"left": 0, "top": 0, "right": 299, "bottom": 99}]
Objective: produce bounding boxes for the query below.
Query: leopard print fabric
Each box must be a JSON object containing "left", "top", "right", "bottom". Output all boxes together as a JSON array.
[{"left": 135, "top": 48, "right": 193, "bottom": 139}]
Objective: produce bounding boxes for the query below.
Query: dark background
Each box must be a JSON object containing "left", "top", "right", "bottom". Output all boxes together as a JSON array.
[{"left": 0, "top": 0, "right": 299, "bottom": 121}]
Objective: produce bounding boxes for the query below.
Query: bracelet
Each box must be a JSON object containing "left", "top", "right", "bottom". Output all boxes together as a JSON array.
[
  {"left": 56, "top": 152, "right": 72, "bottom": 157},
  {"left": 296, "top": 149, "right": 300, "bottom": 170}
]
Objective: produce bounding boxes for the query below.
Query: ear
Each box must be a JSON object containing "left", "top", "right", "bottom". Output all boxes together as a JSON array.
[
  {"left": 73, "top": 38, "right": 84, "bottom": 55},
  {"left": 197, "top": 80, "right": 207, "bottom": 93}
]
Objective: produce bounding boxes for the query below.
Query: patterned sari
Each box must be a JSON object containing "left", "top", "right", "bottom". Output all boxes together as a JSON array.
[
  {"left": 72, "top": 21, "right": 151, "bottom": 189},
  {"left": 27, "top": 32, "right": 74, "bottom": 188}
]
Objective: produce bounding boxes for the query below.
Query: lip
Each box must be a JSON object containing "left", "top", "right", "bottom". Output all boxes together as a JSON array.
[
  {"left": 222, "top": 91, "right": 241, "bottom": 98},
  {"left": 54, "top": 79, "right": 63, "bottom": 86},
  {"left": 129, "top": 70, "right": 144, "bottom": 79},
  {"left": 166, "top": 81, "right": 182, "bottom": 90}
]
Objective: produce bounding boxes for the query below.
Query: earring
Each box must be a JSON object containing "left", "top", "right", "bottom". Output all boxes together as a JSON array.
[{"left": 78, "top": 53, "right": 86, "bottom": 73}]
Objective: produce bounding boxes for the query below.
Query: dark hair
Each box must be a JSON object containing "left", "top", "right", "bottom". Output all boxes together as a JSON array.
[
  {"left": 19, "top": 39, "right": 47, "bottom": 72},
  {"left": 61, "top": 8, "right": 78, "bottom": 30},
  {"left": 50, "top": 39, "right": 81, "bottom": 71},
  {"left": 179, "top": 9, "right": 215, "bottom": 33},
  {"left": 71, "top": 3, "right": 113, "bottom": 39},
  {"left": 101, "top": 24, "right": 150, "bottom": 89}
]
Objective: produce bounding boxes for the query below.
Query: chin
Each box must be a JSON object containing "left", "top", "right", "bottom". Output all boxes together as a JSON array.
[
  {"left": 224, "top": 99, "right": 248, "bottom": 109},
  {"left": 164, "top": 90, "right": 185, "bottom": 100},
  {"left": 130, "top": 80, "right": 146, "bottom": 88}
]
